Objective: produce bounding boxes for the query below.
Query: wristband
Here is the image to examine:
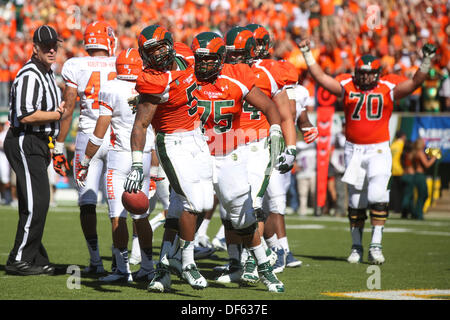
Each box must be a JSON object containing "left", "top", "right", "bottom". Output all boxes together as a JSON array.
[
  {"left": 81, "top": 156, "right": 91, "bottom": 167},
  {"left": 89, "top": 134, "right": 104, "bottom": 146},
  {"left": 302, "top": 49, "right": 316, "bottom": 66},
  {"left": 54, "top": 141, "right": 65, "bottom": 154},
  {"left": 132, "top": 151, "right": 143, "bottom": 165},
  {"left": 419, "top": 56, "right": 432, "bottom": 74}
]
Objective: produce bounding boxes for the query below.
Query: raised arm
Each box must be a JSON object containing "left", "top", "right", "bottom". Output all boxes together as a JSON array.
[
  {"left": 298, "top": 39, "right": 343, "bottom": 97},
  {"left": 394, "top": 44, "right": 436, "bottom": 101}
]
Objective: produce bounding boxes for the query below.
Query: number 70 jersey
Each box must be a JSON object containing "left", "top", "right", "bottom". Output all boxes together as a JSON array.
[
  {"left": 336, "top": 73, "right": 396, "bottom": 145},
  {"left": 61, "top": 56, "right": 117, "bottom": 134}
]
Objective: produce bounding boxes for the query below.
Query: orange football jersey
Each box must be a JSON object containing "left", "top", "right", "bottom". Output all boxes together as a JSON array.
[
  {"left": 336, "top": 73, "right": 397, "bottom": 144},
  {"left": 240, "top": 59, "right": 298, "bottom": 143},
  {"left": 196, "top": 64, "right": 256, "bottom": 156},
  {"left": 135, "top": 43, "right": 199, "bottom": 134}
]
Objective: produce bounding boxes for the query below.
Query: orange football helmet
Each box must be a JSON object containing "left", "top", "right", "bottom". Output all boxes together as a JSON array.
[
  {"left": 84, "top": 21, "right": 117, "bottom": 56},
  {"left": 116, "top": 48, "right": 143, "bottom": 81}
]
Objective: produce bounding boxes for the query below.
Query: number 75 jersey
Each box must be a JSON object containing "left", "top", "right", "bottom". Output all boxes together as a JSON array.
[
  {"left": 61, "top": 56, "right": 117, "bottom": 134},
  {"left": 336, "top": 73, "right": 396, "bottom": 145}
]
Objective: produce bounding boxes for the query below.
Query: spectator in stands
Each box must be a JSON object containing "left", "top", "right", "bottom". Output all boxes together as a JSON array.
[{"left": 400, "top": 140, "right": 415, "bottom": 219}]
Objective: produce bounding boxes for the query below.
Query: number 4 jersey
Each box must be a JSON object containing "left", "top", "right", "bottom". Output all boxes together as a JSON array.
[
  {"left": 336, "top": 73, "right": 396, "bottom": 145},
  {"left": 61, "top": 56, "right": 117, "bottom": 134}
]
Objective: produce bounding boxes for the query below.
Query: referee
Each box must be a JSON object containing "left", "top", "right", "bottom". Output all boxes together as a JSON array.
[{"left": 4, "top": 25, "right": 66, "bottom": 276}]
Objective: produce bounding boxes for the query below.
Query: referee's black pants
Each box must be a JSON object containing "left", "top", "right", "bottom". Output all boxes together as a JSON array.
[{"left": 4, "top": 129, "right": 51, "bottom": 266}]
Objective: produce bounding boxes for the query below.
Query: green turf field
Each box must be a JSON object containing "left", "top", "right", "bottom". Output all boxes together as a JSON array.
[{"left": 1, "top": 202, "right": 449, "bottom": 300}]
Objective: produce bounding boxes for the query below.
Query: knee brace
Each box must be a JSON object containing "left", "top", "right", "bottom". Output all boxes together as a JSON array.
[
  {"left": 348, "top": 207, "right": 367, "bottom": 224},
  {"left": 164, "top": 217, "right": 179, "bottom": 231},
  {"left": 369, "top": 202, "right": 389, "bottom": 221},
  {"left": 235, "top": 222, "right": 257, "bottom": 236},
  {"left": 255, "top": 208, "right": 269, "bottom": 223},
  {"left": 80, "top": 204, "right": 96, "bottom": 216}
]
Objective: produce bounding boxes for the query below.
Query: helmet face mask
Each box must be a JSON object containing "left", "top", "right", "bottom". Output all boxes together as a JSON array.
[
  {"left": 191, "top": 32, "right": 225, "bottom": 82},
  {"left": 138, "top": 25, "right": 175, "bottom": 71},
  {"left": 246, "top": 24, "right": 271, "bottom": 59},
  {"left": 354, "top": 55, "right": 381, "bottom": 91}
]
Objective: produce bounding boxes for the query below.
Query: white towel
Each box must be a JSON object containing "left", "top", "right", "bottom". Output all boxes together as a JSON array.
[{"left": 342, "top": 147, "right": 366, "bottom": 190}]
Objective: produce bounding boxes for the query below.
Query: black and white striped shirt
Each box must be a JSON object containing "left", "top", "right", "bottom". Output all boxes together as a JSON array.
[{"left": 9, "top": 56, "right": 62, "bottom": 137}]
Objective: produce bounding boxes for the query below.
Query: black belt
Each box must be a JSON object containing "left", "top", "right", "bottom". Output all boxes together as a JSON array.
[{"left": 10, "top": 128, "right": 52, "bottom": 142}]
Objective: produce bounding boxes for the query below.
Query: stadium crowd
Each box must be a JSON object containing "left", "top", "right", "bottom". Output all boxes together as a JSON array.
[{"left": 0, "top": 0, "right": 449, "bottom": 111}]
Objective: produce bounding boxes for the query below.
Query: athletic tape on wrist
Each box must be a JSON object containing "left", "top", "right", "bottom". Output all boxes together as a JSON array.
[
  {"left": 303, "top": 50, "right": 316, "bottom": 66},
  {"left": 419, "top": 57, "right": 431, "bottom": 74},
  {"left": 132, "top": 151, "right": 143, "bottom": 165},
  {"left": 54, "top": 141, "right": 65, "bottom": 154},
  {"left": 150, "top": 166, "right": 159, "bottom": 176}
]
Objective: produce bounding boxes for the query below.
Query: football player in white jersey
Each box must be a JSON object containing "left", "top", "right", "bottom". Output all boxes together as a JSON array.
[
  {"left": 54, "top": 21, "right": 117, "bottom": 274},
  {"left": 76, "top": 48, "right": 155, "bottom": 283},
  {"left": 262, "top": 84, "right": 317, "bottom": 273}
]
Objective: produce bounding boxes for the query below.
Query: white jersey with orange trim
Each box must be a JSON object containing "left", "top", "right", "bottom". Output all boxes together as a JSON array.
[
  {"left": 61, "top": 56, "right": 117, "bottom": 134},
  {"left": 290, "top": 84, "right": 314, "bottom": 121},
  {"left": 98, "top": 78, "right": 154, "bottom": 153}
]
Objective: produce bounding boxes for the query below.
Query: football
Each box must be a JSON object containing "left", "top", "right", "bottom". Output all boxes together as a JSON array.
[{"left": 121, "top": 190, "right": 149, "bottom": 215}]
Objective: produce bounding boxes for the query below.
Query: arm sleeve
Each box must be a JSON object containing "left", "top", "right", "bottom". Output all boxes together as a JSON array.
[{"left": 15, "top": 72, "right": 42, "bottom": 120}]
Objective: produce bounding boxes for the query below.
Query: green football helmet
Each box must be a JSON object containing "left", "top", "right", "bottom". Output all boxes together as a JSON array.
[
  {"left": 191, "top": 32, "right": 226, "bottom": 82},
  {"left": 138, "top": 25, "right": 175, "bottom": 71},
  {"left": 224, "top": 26, "right": 256, "bottom": 66}
]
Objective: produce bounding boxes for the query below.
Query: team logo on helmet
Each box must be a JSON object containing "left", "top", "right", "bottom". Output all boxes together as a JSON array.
[
  {"left": 84, "top": 21, "right": 117, "bottom": 56},
  {"left": 138, "top": 25, "right": 175, "bottom": 71},
  {"left": 224, "top": 26, "right": 256, "bottom": 66},
  {"left": 246, "top": 24, "right": 271, "bottom": 59},
  {"left": 191, "top": 32, "right": 225, "bottom": 82},
  {"left": 354, "top": 55, "right": 382, "bottom": 91},
  {"left": 116, "top": 48, "right": 143, "bottom": 81}
]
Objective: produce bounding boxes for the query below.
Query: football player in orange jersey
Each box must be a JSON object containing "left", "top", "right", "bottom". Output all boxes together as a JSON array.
[
  {"left": 124, "top": 25, "right": 214, "bottom": 292},
  {"left": 55, "top": 21, "right": 117, "bottom": 275},
  {"left": 299, "top": 38, "right": 436, "bottom": 264},
  {"left": 192, "top": 31, "right": 285, "bottom": 292},
  {"left": 246, "top": 23, "right": 317, "bottom": 273}
]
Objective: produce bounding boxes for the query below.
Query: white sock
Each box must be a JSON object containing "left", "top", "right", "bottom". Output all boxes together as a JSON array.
[
  {"left": 197, "top": 219, "right": 210, "bottom": 237},
  {"left": 265, "top": 234, "right": 281, "bottom": 251},
  {"left": 371, "top": 225, "right": 384, "bottom": 246},
  {"left": 241, "top": 248, "right": 249, "bottom": 265},
  {"left": 350, "top": 227, "right": 363, "bottom": 248},
  {"left": 215, "top": 224, "right": 225, "bottom": 239},
  {"left": 131, "top": 235, "right": 141, "bottom": 259},
  {"left": 180, "top": 238, "right": 195, "bottom": 269},
  {"left": 249, "top": 244, "right": 268, "bottom": 265},
  {"left": 113, "top": 247, "right": 131, "bottom": 274},
  {"left": 278, "top": 236, "right": 289, "bottom": 252},
  {"left": 260, "top": 237, "right": 268, "bottom": 251}
]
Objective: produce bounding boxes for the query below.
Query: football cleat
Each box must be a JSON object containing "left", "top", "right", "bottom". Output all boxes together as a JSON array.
[
  {"left": 83, "top": 262, "right": 105, "bottom": 275},
  {"left": 132, "top": 268, "right": 155, "bottom": 282},
  {"left": 347, "top": 246, "right": 364, "bottom": 264},
  {"left": 182, "top": 264, "right": 208, "bottom": 290},
  {"left": 99, "top": 270, "right": 133, "bottom": 283},
  {"left": 147, "top": 261, "right": 171, "bottom": 293},
  {"left": 285, "top": 251, "right": 302, "bottom": 268},
  {"left": 267, "top": 248, "right": 277, "bottom": 267},
  {"left": 215, "top": 259, "right": 242, "bottom": 284},
  {"left": 368, "top": 245, "right": 385, "bottom": 265},
  {"left": 212, "top": 237, "right": 227, "bottom": 251},
  {"left": 258, "top": 262, "right": 285, "bottom": 293},
  {"left": 272, "top": 248, "right": 286, "bottom": 274},
  {"left": 240, "top": 255, "right": 259, "bottom": 284}
]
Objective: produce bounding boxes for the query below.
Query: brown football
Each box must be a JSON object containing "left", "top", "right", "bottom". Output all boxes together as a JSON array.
[{"left": 121, "top": 190, "right": 149, "bottom": 215}]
